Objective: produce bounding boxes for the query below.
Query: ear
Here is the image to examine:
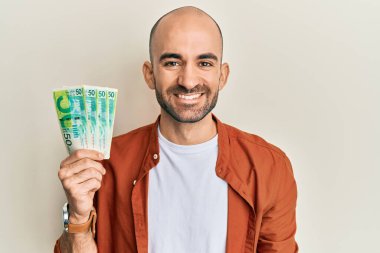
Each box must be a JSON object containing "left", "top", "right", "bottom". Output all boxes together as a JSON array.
[
  {"left": 218, "top": 63, "right": 230, "bottom": 91},
  {"left": 142, "top": 61, "right": 155, "bottom": 90}
]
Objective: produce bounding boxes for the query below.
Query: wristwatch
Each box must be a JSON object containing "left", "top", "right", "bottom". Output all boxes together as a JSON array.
[{"left": 62, "top": 202, "right": 97, "bottom": 238}]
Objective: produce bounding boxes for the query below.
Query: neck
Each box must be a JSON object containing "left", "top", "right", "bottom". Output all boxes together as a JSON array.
[{"left": 159, "top": 111, "right": 217, "bottom": 145}]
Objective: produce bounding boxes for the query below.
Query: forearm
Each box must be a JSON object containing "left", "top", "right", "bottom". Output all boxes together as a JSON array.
[{"left": 58, "top": 231, "right": 97, "bottom": 253}]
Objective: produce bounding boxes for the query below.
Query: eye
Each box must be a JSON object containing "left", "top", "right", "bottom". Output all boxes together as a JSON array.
[
  {"left": 199, "top": 61, "right": 213, "bottom": 67},
  {"left": 163, "top": 61, "right": 180, "bottom": 67}
]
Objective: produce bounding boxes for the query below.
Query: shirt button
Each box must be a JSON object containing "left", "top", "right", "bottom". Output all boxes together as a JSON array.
[
  {"left": 153, "top": 153, "right": 158, "bottom": 160},
  {"left": 133, "top": 179, "right": 137, "bottom": 186}
]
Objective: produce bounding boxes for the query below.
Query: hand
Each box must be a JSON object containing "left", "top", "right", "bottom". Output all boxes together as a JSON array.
[{"left": 58, "top": 149, "right": 106, "bottom": 224}]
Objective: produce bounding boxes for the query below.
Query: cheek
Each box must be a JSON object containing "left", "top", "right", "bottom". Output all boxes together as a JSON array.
[
  {"left": 206, "top": 74, "right": 222, "bottom": 90},
  {"left": 155, "top": 70, "right": 178, "bottom": 87},
  {"left": 204, "top": 69, "right": 221, "bottom": 82}
]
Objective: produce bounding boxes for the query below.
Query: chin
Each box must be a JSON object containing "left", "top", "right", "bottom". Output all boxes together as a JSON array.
[{"left": 166, "top": 109, "right": 211, "bottom": 123}]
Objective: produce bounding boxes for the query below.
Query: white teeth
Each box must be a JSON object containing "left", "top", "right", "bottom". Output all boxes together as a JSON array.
[{"left": 178, "top": 93, "right": 202, "bottom": 100}]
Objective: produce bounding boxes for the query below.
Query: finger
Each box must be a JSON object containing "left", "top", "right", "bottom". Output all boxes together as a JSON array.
[
  {"left": 59, "top": 158, "right": 105, "bottom": 180},
  {"left": 61, "top": 168, "right": 103, "bottom": 193},
  {"left": 69, "top": 168, "right": 103, "bottom": 185},
  {"left": 61, "top": 149, "right": 104, "bottom": 167},
  {"left": 80, "top": 178, "right": 102, "bottom": 193}
]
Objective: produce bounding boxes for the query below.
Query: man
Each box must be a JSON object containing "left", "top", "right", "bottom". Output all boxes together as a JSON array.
[{"left": 55, "top": 6, "right": 298, "bottom": 253}]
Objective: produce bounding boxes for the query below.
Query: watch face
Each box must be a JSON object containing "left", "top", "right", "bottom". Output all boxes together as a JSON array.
[{"left": 62, "top": 202, "right": 69, "bottom": 231}]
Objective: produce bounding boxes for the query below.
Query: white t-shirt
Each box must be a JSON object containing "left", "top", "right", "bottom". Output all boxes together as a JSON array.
[{"left": 148, "top": 127, "right": 228, "bottom": 253}]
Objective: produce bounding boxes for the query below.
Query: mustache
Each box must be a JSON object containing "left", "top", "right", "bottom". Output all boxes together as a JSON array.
[{"left": 167, "top": 84, "right": 209, "bottom": 94}]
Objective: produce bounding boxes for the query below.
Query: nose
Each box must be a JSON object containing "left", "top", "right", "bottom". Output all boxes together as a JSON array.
[{"left": 177, "top": 64, "right": 200, "bottom": 91}]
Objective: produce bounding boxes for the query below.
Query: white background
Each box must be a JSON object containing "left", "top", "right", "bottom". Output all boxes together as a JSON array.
[{"left": 0, "top": 0, "right": 379, "bottom": 252}]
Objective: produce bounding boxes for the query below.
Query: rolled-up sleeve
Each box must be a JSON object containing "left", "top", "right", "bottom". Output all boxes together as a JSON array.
[
  {"left": 54, "top": 239, "right": 61, "bottom": 253},
  {"left": 257, "top": 154, "right": 298, "bottom": 253}
]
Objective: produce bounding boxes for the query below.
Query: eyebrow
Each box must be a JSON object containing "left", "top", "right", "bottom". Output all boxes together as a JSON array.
[
  {"left": 198, "top": 53, "right": 218, "bottom": 62},
  {"left": 159, "top": 53, "right": 182, "bottom": 62},
  {"left": 159, "top": 52, "right": 219, "bottom": 62}
]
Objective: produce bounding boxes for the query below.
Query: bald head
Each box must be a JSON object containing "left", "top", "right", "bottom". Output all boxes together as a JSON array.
[{"left": 149, "top": 6, "right": 223, "bottom": 63}]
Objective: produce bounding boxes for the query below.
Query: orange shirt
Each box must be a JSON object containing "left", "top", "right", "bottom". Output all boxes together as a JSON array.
[{"left": 55, "top": 114, "right": 298, "bottom": 253}]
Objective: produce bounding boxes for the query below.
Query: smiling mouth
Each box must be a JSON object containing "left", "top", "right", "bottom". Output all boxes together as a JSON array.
[{"left": 174, "top": 93, "right": 204, "bottom": 100}]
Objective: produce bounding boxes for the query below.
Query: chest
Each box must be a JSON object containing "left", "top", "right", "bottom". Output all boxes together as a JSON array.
[{"left": 148, "top": 150, "right": 229, "bottom": 252}]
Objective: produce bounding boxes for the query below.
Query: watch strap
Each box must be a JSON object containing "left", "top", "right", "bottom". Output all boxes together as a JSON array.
[{"left": 67, "top": 209, "right": 97, "bottom": 238}]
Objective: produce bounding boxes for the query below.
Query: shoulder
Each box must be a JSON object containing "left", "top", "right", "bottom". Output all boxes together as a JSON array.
[
  {"left": 221, "top": 122, "right": 295, "bottom": 182},
  {"left": 107, "top": 122, "right": 156, "bottom": 163},
  {"left": 223, "top": 123, "right": 288, "bottom": 160},
  {"left": 112, "top": 123, "right": 154, "bottom": 148}
]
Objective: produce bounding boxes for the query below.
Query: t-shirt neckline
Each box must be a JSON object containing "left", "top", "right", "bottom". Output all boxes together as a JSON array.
[{"left": 157, "top": 125, "right": 218, "bottom": 154}]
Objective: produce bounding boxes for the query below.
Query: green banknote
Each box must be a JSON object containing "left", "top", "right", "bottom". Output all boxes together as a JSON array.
[
  {"left": 54, "top": 85, "right": 118, "bottom": 158},
  {"left": 96, "top": 87, "right": 109, "bottom": 157},
  {"left": 83, "top": 86, "right": 98, "bottom": 150},
  {"left": 53, "top": 87, "right": 88, "bottom": 153},
  {"left": 105, "top": 88, "right": 118, "bottom": 158}
]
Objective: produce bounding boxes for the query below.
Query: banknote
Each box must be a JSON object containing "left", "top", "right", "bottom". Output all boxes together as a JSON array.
[
  {"left": 105, "top": 88, "right": 118, "bottom": 158},
  {"left": 53, "top": 87, "right": 88, "bottom": 153},
  {"left": 96, "top": 87, "right": 109, "bottom": 157},
  {"left": 83, "top": 86, "right": 98, "bottom": 150},
  {"left": 53, "top": 85, "right": 118, "bottom": 158}
]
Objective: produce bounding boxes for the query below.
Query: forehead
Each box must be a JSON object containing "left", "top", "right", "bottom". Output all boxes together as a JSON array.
[{"left": 151, "top": 13, "right": 222, "bottom": 59}]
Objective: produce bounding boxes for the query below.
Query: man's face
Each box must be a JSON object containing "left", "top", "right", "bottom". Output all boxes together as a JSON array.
[{"left": 145, "top": 13, "right": 228, "bottom": 123}]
